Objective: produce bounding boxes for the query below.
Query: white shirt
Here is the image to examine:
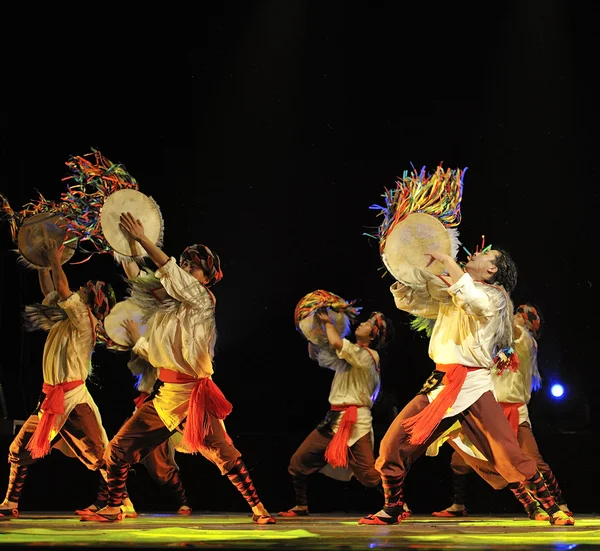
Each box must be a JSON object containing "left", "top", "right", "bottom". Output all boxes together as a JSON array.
[
  {"left": 318, "top": 339, "right": 380, "bottom": 447},
  {"left": 492, "top": 323, "right": 538, "bottom": 426},
  {"left": 391, "top": 272, "right": 511, "bottom": 418},
  {"left": 133, "top": 257, "right": 217, "bottom": 431},
  {"left": 38, "top": 291, "right": 108, "bottom": 445},
  {"left": 42, "top": 291, "right": 96, "bottom": 385}
]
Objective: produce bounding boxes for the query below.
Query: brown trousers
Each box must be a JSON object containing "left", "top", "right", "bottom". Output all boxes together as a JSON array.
[
  {"left": 105, "top": 401, "right": 241, "bottom": 476},
  {"left": 140, "top": 438, "right": 179, "bottom": 484},
  {"left": 376, "top": 391, "right": 537, "bottom": 483},
  {"left": 9, "top": 403, "right": 106, "bottom": 472},
  {"left": 289, "top": 426, "right": 380, "bottom": 488},
  {"left": 449, "top": 421, "right": 556, "bottom": 490}
]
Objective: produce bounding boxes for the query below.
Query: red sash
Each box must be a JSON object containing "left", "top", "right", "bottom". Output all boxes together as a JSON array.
[
  {"left": 159, "top": 369, "right": 232, "bottom": 452},
  {"left": 26, "top": 380, "right": 84, "bottom": 459},
  {"left": 324, "top": 404, "right": 359, "bottom": 469},
  {"left": 401, "top": 364, "right": 481, "bottom": 445}
]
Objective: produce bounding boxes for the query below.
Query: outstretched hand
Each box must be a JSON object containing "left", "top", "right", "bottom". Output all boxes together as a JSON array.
[
  {"left": 122, "top": 319, "right": 141, "bottom": 345},
  {"left": 316, "top": 309, "right": 331, "bottom": 324},
  {"left": 42, "top": 238, "right": 63, "bottom": 264},
  {"left": 424, "top": 250, "right": 448, "bottom": 268},
  {"left": 119, "top": 212, "right": 145, "bottom": 242}
]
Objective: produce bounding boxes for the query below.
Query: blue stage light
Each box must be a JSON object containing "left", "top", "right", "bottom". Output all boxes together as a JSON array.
[{"left": 550, "top": 383, "right": 565, "bottom": 398}]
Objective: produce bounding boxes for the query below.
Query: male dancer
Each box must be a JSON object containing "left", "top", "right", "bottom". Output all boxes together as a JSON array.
[
  {"left": 82, "top": 212, "right": 275, "bottom": 523},
  {"left": 431, "top": 303, "right": 572, "bottom": 520},
  {"left": 279, "top": 310, "right": 404, "bottom": 517},
  {"left": 0, "top": 240, "right": 121, "bottom": 517},
  {"left": 358, "top": 248, "right": 574, "bottom": 526}
]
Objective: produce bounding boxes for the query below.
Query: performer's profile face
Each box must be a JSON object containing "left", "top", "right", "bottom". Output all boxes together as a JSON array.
[
  {"left": 465, "top": 249, "right": 499, "bottom": 280},
  {"left": 181, "top": 260, "right": 210, "bottom": 285},
  {"left": 355, "top": 320, "right": 374, "bottom": 339}
]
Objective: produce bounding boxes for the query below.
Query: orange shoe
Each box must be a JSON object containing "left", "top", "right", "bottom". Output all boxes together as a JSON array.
[
  {"left": 80, "top": 511, "right": 122, "bottom": 523},
  {"left": 358, "top": 513, "right": 401, "bottom": 525},
  {"left": 277, "top": 508, "right": 309, "bottom": 517},
  {"left": 550, "top": 511, "right": 575, "bottom": 526},
  {"left": 432, "top": 508, "right": 468, "bottom": 518},
  {"left": 252, "top": 514, "right": 276, "bottom": 524}
]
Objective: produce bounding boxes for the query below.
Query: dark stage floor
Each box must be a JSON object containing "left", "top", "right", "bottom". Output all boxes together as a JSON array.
[{"left": 0, "top": 512, "right": 598, "bottom": 550}]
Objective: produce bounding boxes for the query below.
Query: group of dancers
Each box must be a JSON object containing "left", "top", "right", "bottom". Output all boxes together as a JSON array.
[{"left": 0, "top": 205, "right": 575, "bottom": 526}]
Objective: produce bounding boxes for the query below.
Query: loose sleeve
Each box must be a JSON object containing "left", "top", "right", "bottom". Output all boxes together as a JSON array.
[
  {"left": 155, "top": 257, "right": 214, "bottom": 310},
  {"left": 132, "top": 336, "right": 150, "bottom": 361},
  {"left": 447, "top": 273, "right": 498, "bottom": 318},
  {"left": 58, "top": 292, "right": 93, "bottom": 336},
  {"left": 513, "top": 323, "right": 537, "bottom": 391},
  {"left": 390, "top": 281, "right": 440, "bottom": 319},
  {"left": 316, "top": 346, "right": 350, "bottom": 372},
  {"left": 336, "top": 339, "right": 379, "bottom": 371},
  {"left": 42, "top": 291, "right": 60, "bottom": 307}
]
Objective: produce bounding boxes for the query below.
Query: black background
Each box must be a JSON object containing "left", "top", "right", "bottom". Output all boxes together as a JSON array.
[{"left": 0, "top": 1, "right": 597, "bottom": 515}]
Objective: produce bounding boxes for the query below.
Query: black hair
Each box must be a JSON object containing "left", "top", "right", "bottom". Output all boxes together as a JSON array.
[{"left": 488, "top": 247, "right": 517, "bottom": 294}]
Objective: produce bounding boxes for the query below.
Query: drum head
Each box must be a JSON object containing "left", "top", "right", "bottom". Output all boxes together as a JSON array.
[
  {"left": 103, "top": 299, "right": 149, "bottom": 347},
  {"left": 17, "top": 213, "right": 77, "bottom": 268},
  {"left": 381, "top": 212, "right": 451, "bottom": 281},
  {"left": 298, "top": 311, "right": 351, "bottom": 348},
  {"left": 100, "top": 189, "right": 163, "bottom": 257},
  {"left": 295, "top": 290, "right": 355, "bottom": 347}
]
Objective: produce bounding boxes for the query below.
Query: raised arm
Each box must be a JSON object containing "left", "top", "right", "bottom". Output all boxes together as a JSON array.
[
  {"left": 44, "top": 240, "right": 71, "bottom": 300},
  {"left": 118, "top": 234, "right": 142, "bottom": 279},
  {"left": 425, "top": 251, "right": 465, "bottom": 284},
  {"left": 38, "top": 267, "right": 55, "bottom": 297},
  {"left": 316, "top": 310, "right": 343, "bottom": 351},
  {"left": 119, "top": 212, "right": 169, "bottom": 269}
]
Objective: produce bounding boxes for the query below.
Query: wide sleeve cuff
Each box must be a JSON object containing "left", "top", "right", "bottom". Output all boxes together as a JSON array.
[{"left": 132, "top": 336, "right": 150, "bottom": 361}]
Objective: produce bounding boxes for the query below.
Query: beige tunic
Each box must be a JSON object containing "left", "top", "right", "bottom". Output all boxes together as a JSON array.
[
  {"left": 39, "top": 291, "right": 108, "bottom": 445},
  {"left": 391, "top": 271, "right": 511, "bottom": 418},
  {"left": 133, "top": 257, "right": 217, "bottom": 431}
]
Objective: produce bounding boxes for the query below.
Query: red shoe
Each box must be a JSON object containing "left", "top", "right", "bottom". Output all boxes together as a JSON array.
[
  {"left": 358, "top": 513, "right": 401, "bottom": 525},
  {"left": 550, "top": 511, "right": 575, "bottom": 526},
  {"left": 80, "top": 511, "right": 122, "bottom": 523},
  {"left": 432, "top": 508, "right": 468, "bottom": 518},
  {"left": 0, "top": 508, "right": 19, "bottom": 518},
  {"left": 252, "top": 514, "right": 276, "bottom": 524},
  {"left": 177, "top": 506, "right": 192, "bottom": 515},
  {"left": 277, "top": 508, "right": 309, "bottom": 517},
  {"left": 75, "top": 505, "right": 99, "bottom": 516}
]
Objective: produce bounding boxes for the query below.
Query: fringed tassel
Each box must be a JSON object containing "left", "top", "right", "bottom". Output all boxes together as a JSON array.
[
  {"left": 25, "top": 412, "right": 57, "bottom": 459},
  {"left": 181, "top": 379, "right": 232, "bottom": 453},
  {"left": 25, "top": 381, "right": 82, "bottom": 459},
  {"left": 401, "top": 364, "right": 468, "bottom": 445},
  {"left": 370, "top": 164, "right": 467, "bottom": 253},
  {"left": 324, "top": 407, "right": 357, "bottom": 469},
  {"left": 494, "top": 346, "right": 520, "bottom": 375},
  {"left": 0, "top": 193, "right": 22, "bottom": 242}
]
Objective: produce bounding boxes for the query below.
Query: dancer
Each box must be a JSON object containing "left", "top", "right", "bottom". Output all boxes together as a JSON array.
[
  {"left": 82, "top": 212, "right": 275, "bottom": 523},
  {"left": 0, "top": 239, "right": 120, "bottom": 518},
  {"left": 279, "top": 310, "right": 405, "bottom": 517},
  {"left": 358, "top": 248, "right": 574, "bottom": 526},
  {"left": 431, "top": 303, "right": 572, "bottom": 520}
]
